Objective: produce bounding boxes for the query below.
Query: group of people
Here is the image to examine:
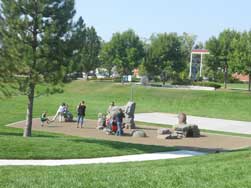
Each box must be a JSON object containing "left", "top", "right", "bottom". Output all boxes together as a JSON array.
[
  {"left": 104, "top": 101, "right": 125, "bottom": 136},
  {"left": 41, "top": 100, "right": 125, "bottom": 136},
  {"left": 40, "top": 101, "right": 86, "bottom": 128}
]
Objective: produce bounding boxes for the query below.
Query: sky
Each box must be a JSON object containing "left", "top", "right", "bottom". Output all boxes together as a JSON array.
[{"left": 75, "top": 0, "right": 251, "bottom": 43}]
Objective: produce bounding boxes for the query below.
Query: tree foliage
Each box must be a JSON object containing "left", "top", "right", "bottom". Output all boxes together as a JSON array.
[
  {"left": 230, "top": 31, "right": 251, "bottom": 90},
  {"left": 72, "top": 17, "right": 101, "bottom": 76},
  {"left": 144, "top": 33, "right": 187, "bottom": 83},
  {"left": 0, "top": 0, "right": 76, "bottom": 136},
  {"left": 205, "top": 29, "right": 240, "bottom": 85},
  {"left": 99, "top": 29, "right": 144, "bottom": 75}
]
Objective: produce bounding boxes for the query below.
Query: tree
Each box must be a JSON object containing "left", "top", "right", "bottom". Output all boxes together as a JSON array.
[
  {"left": 181, "top": 32, "right": 197, "bottom": 61},
  {"left": 99, "top": 42, "right": 114, "bottom": 76},
  {"left": 230, "top": 31, "right": 251, "bottom": 91},
  {"left": 99, "top": 29, "right": 144, "bottom": 75},
  {"left": 205, "top": 36, "right": 221, "bottom": 80},
  {"left": 72, "top": 17, "right": 101, "bottom": 77},
  {"left": 205, "top": 29, "right": 239, "bottom": 87},
  {"left": 0, "top": 0, "right": 76, "bottom": 137},
  {"left": 144, "top": 33, "right": 187, "bottom": 84},
  {"left": 82, "top": 27, "right": 101, "bottom": 76}
]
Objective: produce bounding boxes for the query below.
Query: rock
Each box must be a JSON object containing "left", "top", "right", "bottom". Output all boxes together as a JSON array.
[
  {"left": 157, "top": 134, "right": 170, "bottom": 139},
  {"left": 157, "top": 128, "right": 172, "bottom": 135},
  {"left": 131, "top": 130, "right": 147, "bottom": 138},
  {"left": 140, "top": 76, "right": 149, "bottom": 86},
  {"left": 174, "top": 124, "right": 200, "bottom": 137},
  {"left": 106, "top": 131, "right": 112, "bottom": 135},
  {"left": 124, "top": 101, "right": 136, "bottom": 129},
  {"left": 97, "top": 113, "right": 106, "bottom": 127},
  {"left": 178, "top": 112, "right": 187, "bottom": 124},
  {"left": 107, "top": 101, "right": 137, "bottom": 130},
  {"left": 103, "top": 127, "right": 112, "bottom": 134},
  {"left": 96, "top": 126, "right": 104, "bottom": 130},
  {"left": 157, "top": 132, "right": 183, "bottom": 139},
  {"left": 190, "top": 125, "right": 200, "bottom": 137}
]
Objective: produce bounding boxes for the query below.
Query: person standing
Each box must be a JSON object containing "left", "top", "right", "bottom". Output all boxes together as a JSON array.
[
  {"left": 76, "top": 101, "right": 86, "bottom": 128},
  {"left": 52, "top": 103, "right": 65, "bottom": 122},
  {"left": 116, "top": 108, "right": 125, "bottom": 136}
]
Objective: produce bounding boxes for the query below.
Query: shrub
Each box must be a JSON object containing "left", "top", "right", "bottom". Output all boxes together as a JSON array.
[
  {"left": 171, "top": 79, "right": 192, "bottom": 85},
  {"left": 96, "top": 77, "right": 113, "bottom": 81},
  {"left": 131, "top": 77, "right": 140, "bottom": 82},
  {"left": 153, "top": 76, "right": 161, "bottom": 82},
  {"left": 192, "top": 82, "right": 221, "bottom": 89},
  {"left": 150, "top": 83, "right": 162, "bottom": 87},
  {"left": 113, "top": 77, "right": 122, "bottom": 83}
]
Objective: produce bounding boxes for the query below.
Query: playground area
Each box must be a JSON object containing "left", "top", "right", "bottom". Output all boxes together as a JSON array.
[{"left": 9, "top": 118, "right": 251, "bottom": 153}]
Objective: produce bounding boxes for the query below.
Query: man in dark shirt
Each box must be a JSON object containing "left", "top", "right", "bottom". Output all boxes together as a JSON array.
[
  {"left": 76, "top": 101, "right": 86, "bottom": 128},
  {"left": 116, "top": 108, "right": 125, "bottom": 136}
]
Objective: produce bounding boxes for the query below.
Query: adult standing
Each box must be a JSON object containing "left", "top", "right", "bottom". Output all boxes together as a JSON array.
[
  {"left": 52, "top": 103, "right": 66, "bottom": 122},
  {"left": 76, "top": 101, "right": 86, "bottom": 128},
  {"left": 116, "top": 108, "right": 125, "bottom": 136}
]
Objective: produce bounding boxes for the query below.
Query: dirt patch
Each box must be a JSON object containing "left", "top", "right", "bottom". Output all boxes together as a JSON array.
[{"left": 9, "top": 119, "right": 251, "bottom": 153}]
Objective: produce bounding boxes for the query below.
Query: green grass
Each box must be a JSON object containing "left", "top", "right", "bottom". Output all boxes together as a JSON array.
[
  {"left": 0, "top": 135, "right": 173, "bottom": 159},
  {"left": 39, "top": 81, "right": 251, "bottom": 121},
  {"left": 220, "top": 83, "right": 249, "bottom": 90},
  {"left": 1, "top": 80, "right": 251, "bottom": 186},
  {"left": 1, "top": 150, "right": 251, "bottom": 188},
  {"left": 1, "top": 80, "right": 251, "bottom": 159}
]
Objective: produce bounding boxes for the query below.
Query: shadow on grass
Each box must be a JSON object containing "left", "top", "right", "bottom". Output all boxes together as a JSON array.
[
  {"left": 71, "top": 138, "right": 176, "bottom": 153},
  {"left": 0, "top": 132, "right": 22, "bottom": 137},
  {"left": 0, "top": 131, "right": 60, "bottom": 138}
]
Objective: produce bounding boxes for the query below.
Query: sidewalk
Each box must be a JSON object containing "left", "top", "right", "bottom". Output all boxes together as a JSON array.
[
  {"left": 135, "top": 112, "right": 251, "bottom": 134},
  {"left": 0, "top": 150, "right": 205, "bottom": 166}
]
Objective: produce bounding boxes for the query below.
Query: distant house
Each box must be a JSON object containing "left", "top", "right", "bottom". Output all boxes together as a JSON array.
[
  {"left": 133, "top": 68, "right": 139, "bottom": 78},
  {"left": 232, "top": 73, "right": 249, "bottom": 82}
]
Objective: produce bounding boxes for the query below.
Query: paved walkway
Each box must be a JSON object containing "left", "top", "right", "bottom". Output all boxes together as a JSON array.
[
  {"left": 135, "top": 112, "right": 251, "bottom": 134},
  {"left": 0, "top": 150, "right": 204, "bottom": 166}
]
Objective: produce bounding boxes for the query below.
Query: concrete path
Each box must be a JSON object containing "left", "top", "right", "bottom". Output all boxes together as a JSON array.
[
  {"left": 0, "top": 150, "right": 205, "bottom": 166},
  {"left": 135, "top": 112, "right": 251, "bottom": 134}
]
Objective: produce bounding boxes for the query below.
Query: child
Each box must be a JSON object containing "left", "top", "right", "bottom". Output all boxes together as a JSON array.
[{"left": 40, "top": 112, "right": 50, "bottom": 127}]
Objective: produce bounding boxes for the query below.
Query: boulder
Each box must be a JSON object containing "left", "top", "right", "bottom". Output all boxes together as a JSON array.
[
  {"left": 131, "top": 130, "right": 147, "bottom": 138},
  {"left": 96, "top": 126, "right": 104, "bottom": 130},
  {"left": 97, "top": 113, "right": 106, "bottom": 127},
  {"left": 157, "top": 134, "right": 170, "bottom": 140},
  {"left": 157, "top": 128, "right": 172, "bottom": 135},
  {"left": 174, "top": 124, "right": 200, "bottom": 137},
  {"left": 178, "top": 112, "right": 187, "bottom": 124},
  {"left": 106, "top": 101, "right": 137, "bottom": 129},
  {"left": 124, "top": 101, "right": 136, "bottom": 129},
  {"left": 103, "top": 127, "right": 112, "bottom": 134},
  {"left": 140, "top": 76, "right": 149, "bottom": 86},
  {"left": 157, "top": 132, "right": 183, "bottom": 139}
]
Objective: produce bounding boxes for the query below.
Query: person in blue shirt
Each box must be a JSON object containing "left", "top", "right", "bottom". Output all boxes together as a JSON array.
[{"left": 116, "top": 108, "right": 125, "bottom": 136}]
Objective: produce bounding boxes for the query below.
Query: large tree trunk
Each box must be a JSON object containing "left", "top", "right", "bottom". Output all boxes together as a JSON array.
[
  {"left": 249, "top": 74, "right": 251, "bottom": 92},
  {"left": 23, "top": 83, "right": 35, "bottom": 137},
  {"left": 23, "top": 1, "right": 38, "bottom": 137}
]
